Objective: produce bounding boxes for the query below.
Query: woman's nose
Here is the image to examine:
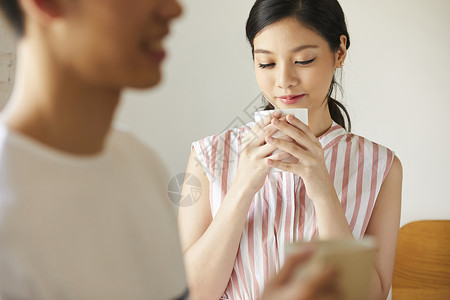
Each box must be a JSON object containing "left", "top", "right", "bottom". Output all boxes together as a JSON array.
[{"left": 276, "top": 66, "right": 299, "bottom": 89}]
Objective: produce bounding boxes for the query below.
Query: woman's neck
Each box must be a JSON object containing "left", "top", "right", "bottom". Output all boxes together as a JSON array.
[
  {"left": 289, "top": 100, "right": 333, "bottom": 138},
  {"left": 309, "top": 105, "right": 334, "bottom": 138},
  {"left": 2, "top": 39, "right": 121, "bottom": 155}
]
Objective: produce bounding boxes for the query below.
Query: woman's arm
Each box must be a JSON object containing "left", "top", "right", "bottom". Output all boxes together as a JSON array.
[
  {"left": 266, "top": 115, "right": 355, "bottom": 239},
  {"left": 266, "top": 115, "right": 402, "bottom": 299},
  {"left": 178, "top": 149, "right": 255, "bottom": 300},
  {"left": 365, "top": 155, "right": 402, "bottom": 299},
  {"left": 178, "top": 112, "right": 283, "bottom": 300}
]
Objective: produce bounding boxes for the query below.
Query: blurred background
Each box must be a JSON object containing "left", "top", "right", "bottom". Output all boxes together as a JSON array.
[{"left": 1, "top": 0, "right": 449, "bottom": 233}]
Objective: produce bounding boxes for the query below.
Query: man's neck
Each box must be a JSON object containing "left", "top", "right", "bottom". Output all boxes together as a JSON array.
[{"left": 2, "top": 40, "right": 121, "bottom": 155}]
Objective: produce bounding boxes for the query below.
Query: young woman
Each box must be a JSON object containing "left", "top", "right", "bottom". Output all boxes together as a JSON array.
[{"left": 178, "top": 0, "right": 402, "bottom": 299}]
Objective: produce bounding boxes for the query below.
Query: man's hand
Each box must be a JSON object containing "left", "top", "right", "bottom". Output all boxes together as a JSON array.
[{"left": 262, "top": 248, "right": 341, "bottom": 300}]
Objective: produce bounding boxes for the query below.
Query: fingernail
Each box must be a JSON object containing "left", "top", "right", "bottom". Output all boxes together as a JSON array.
[
  {"left": 272, "top": 118, "right": 280, "bottom": 125},
  {"left": 274, "top": 111, "right": 281, "bottom": 117},
  {"left": 266, "top": 136, "right": 273, "bottom": 142}
]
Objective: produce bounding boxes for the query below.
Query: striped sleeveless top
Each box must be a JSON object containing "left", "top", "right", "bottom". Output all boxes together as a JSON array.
[{"left": 192, "top": 122, "right": 394, "bottom": 300}]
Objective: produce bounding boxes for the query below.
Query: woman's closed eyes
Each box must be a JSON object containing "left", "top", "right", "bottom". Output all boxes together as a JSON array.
[{"left": 257, "top": 58, "right": 316, "bottom": 69}]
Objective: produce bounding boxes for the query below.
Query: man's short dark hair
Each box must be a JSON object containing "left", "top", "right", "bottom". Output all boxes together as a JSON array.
[{"left": 0, "top": 0, "right": 24, "bottom": 35}]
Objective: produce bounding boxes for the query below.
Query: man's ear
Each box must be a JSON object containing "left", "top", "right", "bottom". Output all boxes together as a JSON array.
[{"left": 19, "top": 0, "right": 64, "bottom": 27}]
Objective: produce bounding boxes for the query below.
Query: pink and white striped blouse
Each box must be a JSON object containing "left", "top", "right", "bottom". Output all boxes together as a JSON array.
[{"left": 192, "top": 122, "right": 394, "bottom": 300}]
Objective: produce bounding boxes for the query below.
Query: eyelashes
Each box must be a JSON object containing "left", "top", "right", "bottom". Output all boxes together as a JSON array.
[
  {"left": 258, "top": 63, "right": 275, "bottom": 69},
  {"left": 258, "top": 58, "right": 315, "bottom": 69},
  {"left": 296, "top": 58, "right": 315, "bottom": 65}
]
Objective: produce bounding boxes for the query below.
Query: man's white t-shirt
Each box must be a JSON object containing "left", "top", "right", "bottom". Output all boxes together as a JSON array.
[{"left": 0, "top": 123, "right": 188, "bottom": 299}]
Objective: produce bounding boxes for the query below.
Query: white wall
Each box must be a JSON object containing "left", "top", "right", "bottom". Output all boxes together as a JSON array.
[
  {"left": 1, "top": 1, "right": 449, "bottom": 225},
  {"left": 117, "top": 0, "right": 258, "bottom": 181},
  {"left": 0, "top": 17, "right": 16, "bottom": 109},
  {"left": 340, "top": 0, "right": 450, "bottom": 226}
]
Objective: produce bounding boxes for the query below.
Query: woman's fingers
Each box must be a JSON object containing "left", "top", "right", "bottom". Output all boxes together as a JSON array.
[
  {"left": 255, "top": 144, "right": 299, "bottom": 163},
  {"left": 255, "top": 142, "right": 278, "bottom": 157},
  {"left": 251, "top": 111, "right": 282, "bottom": 134},
  {"left": 267, "top": 158, "right": 297, "bottom": 173},
  {"left": 286, "top": 114, "right": 317, "bottom": 142},
  {"left": 270, "top": 117, "right": 316, "bottom": 150},
  {"left": 268, "top": 150, "right": 298, "bottom": 163},
  {"left": 266, "top": 136, "right": 309, "bottom": 161},
  {"left": 244, "top": 112, "right": 281, "bottom": 146},
  {"left": 277, "top": 133, "right": 295, "bottom": 143},
  {"left": 246, "top": 123, "right": 279, "bottom": 147}
]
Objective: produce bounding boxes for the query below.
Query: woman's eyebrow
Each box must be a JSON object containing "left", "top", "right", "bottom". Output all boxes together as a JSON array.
[
  {"left": 254, "top": 45, "right": 318, "bottom": 54},
  {"left": 290, "top": 44, "right": 318, "bottom": 52}
]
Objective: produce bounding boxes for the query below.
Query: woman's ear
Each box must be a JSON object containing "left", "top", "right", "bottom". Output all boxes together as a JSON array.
[
  {"left": 19, "top": 0, "right": 64, "bottom": 28},
  {"left": 335, "top": 35, "right": 348, "bottom": 68}
]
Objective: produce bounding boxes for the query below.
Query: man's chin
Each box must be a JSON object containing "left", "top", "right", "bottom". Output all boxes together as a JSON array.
[{"left": 127, "top": 73, "right": 162, "bottom": 90}]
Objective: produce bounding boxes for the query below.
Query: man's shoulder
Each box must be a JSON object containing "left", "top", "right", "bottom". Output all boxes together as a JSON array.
[
  {"left": 0, "top": 122, "right": 25, "bottom": 166},
  {"left": 111, "top": 125, "right": 170, "bottom": 183},
  {"left": 110, "top": 126, "right": 166, "bottom": 167},
  {"left": 0, "top": 122, "right": 14, "bottom": 149}
]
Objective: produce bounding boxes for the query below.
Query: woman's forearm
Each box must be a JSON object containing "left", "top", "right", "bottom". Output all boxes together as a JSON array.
[
  {"left": 370, "top": 266, "right": 389, "bottom": 300},
  {"left": 312, "top": 184, "right": 353, "bottom": 239},
  {"left": 184, "top": 178, "right": 255, "bottom": 300},
  {"left": 313, "top": 187, "right": 389, "bottom": 300}
]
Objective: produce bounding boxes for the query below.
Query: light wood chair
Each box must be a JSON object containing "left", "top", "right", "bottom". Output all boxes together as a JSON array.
[{"left": 392, "top": 220, "right": 450, "bottom": 299}]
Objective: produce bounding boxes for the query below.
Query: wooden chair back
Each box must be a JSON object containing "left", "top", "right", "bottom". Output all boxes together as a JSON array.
[{"left": 392, "top": 220, "right": 450, "bottom": 299}]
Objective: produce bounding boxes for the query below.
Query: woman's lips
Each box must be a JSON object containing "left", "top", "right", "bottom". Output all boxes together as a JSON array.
[{"left": 278, "top": 94, "right": 305, "bottom": 104}]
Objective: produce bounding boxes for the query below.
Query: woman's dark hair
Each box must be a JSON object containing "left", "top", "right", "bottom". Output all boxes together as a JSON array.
[
  {"left": 246, "top": 0, "right": 351, "bottom": 131},
  {"left": 0, "top": 0, "right": 24, "bottom": 35}
]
